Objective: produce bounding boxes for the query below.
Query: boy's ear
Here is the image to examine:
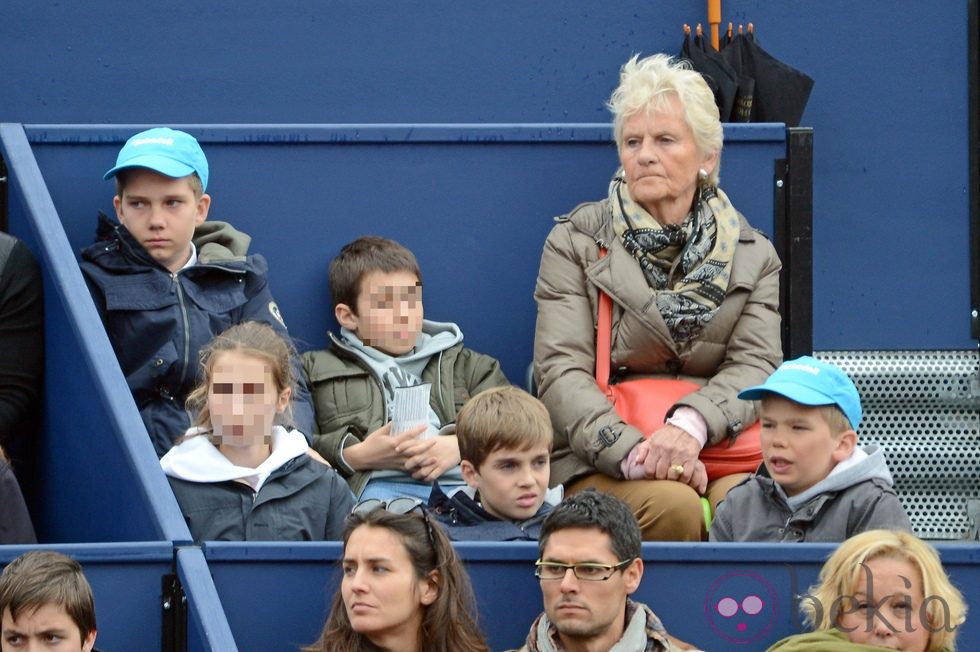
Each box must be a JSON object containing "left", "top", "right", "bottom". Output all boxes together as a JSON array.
[
  {"left": 195, "top": 193, "right": 211, "bottom": 225},
  {"left": 82, "top": 629, "right": 97, "bottom": 652},
  {"left": 335, "top": 303, "right": 358, "bottom": 331},
  {"left": 460, "top": 460, "right": 480, "bottom": 489},
  {"left": 832, "top": 429, "right": 858, "bottom": 463},
  {"left": 113, "top": 195, "right": 125, "bottom": 223}
]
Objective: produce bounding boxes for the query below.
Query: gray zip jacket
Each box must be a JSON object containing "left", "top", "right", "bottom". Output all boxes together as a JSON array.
[{"left": 709, "top": 445, "right": 910, "bottom": 542}]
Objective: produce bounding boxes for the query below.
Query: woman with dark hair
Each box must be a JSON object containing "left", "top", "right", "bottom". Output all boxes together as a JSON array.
[{"left": 304, "top": 503, "right": 489, "bottom": 652}]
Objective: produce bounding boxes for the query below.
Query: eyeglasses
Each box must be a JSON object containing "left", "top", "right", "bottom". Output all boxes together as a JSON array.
[
  {"left": 352, "top": 498, "right": 438, "bottom": 554},
  {"left": 534, "top": 558, "right": 635, "bottom": 581}
]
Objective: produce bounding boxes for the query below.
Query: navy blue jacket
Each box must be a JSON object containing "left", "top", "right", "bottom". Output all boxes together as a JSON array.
[
  {"left": 80, "top": 215, "right": 314, "bottom": 455},
  {"left": 427, "top": 482, "right": 552, "bottom": 541},
  {"left": 167, "top": 454, "right": 354, "bottom": 541}
]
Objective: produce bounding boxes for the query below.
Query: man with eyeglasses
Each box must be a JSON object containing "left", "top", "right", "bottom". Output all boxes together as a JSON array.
[{"left": 510, "top": 489, "right": 703, "bottom": 652}]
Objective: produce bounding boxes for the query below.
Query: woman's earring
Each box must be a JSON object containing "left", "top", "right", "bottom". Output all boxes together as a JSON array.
[{"left": 698, "top": 168, "right": 709, "bottom": 183}]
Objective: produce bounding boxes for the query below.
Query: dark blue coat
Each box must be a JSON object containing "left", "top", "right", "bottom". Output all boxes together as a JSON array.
[
  {"left": 167, "top": 454, "right": 354, "bottom": 541},
  {"left": 427, "top": 481, "right": 552, "bottom": 541},
  {"left": 80, "top": 215, "right": 314, "bottom": 456}
]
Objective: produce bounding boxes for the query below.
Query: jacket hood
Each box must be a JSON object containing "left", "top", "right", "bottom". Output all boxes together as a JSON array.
[
  {"left": 85, "top": 213, "right": 251, "bottom": 267},
  {"left": 338, "top": 319, "right": 463, "bottom": 366},
  {"left": 779, "top": 445, "right": 894, "bottom": 510},
  {"left": 766, "top": 628, "right": 892, "bottom": 652},
  {"left": 193, "top": 220, "right": 251, "bottom": 263},
  {"left": 160, "top": 426, "right": 309, "bottom": 491}
]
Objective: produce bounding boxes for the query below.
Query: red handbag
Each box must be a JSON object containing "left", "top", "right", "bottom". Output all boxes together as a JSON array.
[{"left": 594, "top": 251, "right": 762, "bottom": 481}]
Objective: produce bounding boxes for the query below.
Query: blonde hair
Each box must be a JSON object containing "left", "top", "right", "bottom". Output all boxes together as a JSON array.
[
  {"left": 760, "top": 397, "right": 853, "bottom": 436},
  {"left": 456, "top": 386, "right": 552, "bottom": 470},
  {"left": 608, "top": 53, "right": 723, "bottom": 185},
  {"left": 816, "top": 404, "right": 853, "bottom": 435},
  {"left": 115, "top": 169, "right": 204, "bottom": 200},
  {"left": 185, "top": 321, "right": 295, "bottom": 432},
  {"left": 800, "top": 530, "right": 967, "bottom": 652}
]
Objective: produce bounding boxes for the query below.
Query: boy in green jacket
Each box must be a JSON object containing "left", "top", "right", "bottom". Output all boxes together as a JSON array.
[{"left": 302, "top": 236, "right": 509, "bottom": 500}]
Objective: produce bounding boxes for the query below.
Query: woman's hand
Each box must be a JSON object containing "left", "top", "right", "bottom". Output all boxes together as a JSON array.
[
  {"left": 343, "top": 422, "right": 429, "bottom": 471},
  {"left": 634, "top": 424, "right": 708, "bottom": 494},
  {"left": 400, "top": 434, "right": 461, "bottom": 482}
]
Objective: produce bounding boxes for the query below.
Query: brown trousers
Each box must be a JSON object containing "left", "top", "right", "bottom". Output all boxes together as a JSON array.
[{"left": 565, "top": 472, "right": 749, "bottom": 541}]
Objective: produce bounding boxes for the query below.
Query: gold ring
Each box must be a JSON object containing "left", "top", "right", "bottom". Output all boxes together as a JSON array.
[{"left": 671, "top": 464, "right": 685, "bottom": 474}]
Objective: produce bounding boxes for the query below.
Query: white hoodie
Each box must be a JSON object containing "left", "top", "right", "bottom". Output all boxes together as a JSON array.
[{"left": 160, "top": 426, "right": 309, "bottom": 492}]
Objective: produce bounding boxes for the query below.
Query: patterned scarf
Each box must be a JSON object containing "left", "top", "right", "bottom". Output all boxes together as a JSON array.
[
  {"left": 521, "top": 599, "right": 673, "bottom": 652},
  {"left": 609, "top": 172, "right": 740, "bottom": 343}
]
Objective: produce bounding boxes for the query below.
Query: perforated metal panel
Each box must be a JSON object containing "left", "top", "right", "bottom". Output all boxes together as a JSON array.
[{"left": 815, "top": 351, "right": 980, "bottom": 540}]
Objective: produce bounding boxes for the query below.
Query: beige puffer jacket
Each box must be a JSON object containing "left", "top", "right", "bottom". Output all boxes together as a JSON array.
[{"left": 533, "top": 199, "right": 782, "bottom": 488}]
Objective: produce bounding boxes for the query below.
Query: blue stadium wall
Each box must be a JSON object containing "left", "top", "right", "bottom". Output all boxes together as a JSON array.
[
  {"left": 1, "top": 0, "right": 972, "bottom": 350},
  {"left": 1, "top": 3, "right": 977, "bottom": 650}
]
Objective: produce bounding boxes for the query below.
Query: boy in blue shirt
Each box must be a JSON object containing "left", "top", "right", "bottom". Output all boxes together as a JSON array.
[{"left": 428, "top": 386, "right": 562, "bottom": 540}]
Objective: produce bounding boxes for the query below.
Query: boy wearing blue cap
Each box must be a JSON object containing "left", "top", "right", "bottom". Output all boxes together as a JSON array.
[
  {"left": 80, "top": 128, "right": 314, "bottom": 456},
  {"left": 709, "top": 356, "right": 909, "bottom": 542}
]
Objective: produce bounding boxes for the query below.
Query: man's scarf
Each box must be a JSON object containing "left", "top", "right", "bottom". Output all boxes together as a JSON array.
[{"left": 520, "top": 599, "right": 673, "bottom": 652}]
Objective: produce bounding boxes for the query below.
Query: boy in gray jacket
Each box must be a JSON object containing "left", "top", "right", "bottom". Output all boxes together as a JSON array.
[{"left": 709, "top": 356, "right": 910, "bottom": 542}]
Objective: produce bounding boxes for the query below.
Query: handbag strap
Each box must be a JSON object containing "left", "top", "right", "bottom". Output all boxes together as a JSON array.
[{"left": 595, "top": 247, "right": 614, "bottom": 398}]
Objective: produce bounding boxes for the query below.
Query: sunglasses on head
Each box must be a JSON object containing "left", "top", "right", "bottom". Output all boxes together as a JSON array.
[{"left": 352, "top": 498, "right": 438, "bottom": 553}]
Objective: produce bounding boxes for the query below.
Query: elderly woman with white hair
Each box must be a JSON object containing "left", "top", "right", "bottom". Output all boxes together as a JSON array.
[{"left": 533, "top": 53, "right": 783, "bottom": 540}]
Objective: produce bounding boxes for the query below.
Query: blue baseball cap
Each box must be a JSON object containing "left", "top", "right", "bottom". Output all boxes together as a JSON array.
[
  {"left": 104, "top": 127, "right": 209, "bottom": 191},
  {"left": 738, "top": 356, "right": 862, "bottom": 430}
]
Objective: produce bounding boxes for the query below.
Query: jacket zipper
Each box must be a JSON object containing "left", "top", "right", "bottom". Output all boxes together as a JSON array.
[
  {"left": 435, "top": 349, "right": 446, "bottom": 419},
  {"left": 173, "top": 275, "right": 192, "bottom": 391}
]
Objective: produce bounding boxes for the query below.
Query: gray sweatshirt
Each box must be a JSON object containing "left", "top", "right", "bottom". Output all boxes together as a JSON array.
[{"left": 709, "top": 445, "right": 911, "bottom": 542}]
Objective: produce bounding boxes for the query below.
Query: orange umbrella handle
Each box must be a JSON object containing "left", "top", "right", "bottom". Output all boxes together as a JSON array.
[{"left": 708, "top": 0, "right": 722, "bottom": 50}]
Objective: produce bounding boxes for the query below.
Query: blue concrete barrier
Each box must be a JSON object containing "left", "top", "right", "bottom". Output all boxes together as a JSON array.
[
  {"left": 177, "top": 546, "right": 240, "bottom": 652},
  {"left": 203, "top": 541, "right": 980, "bottom": 652},
  {"left": 10, "top": 122, "right": 975, "bottom": 652},
  {"left": 0, "top": 124, "right": 189, "bottom": 543},
  {"left": 0, "top": 543, "right": 174, "bottom": 650},
  {"left": 19, "top": 123, "right": 784, "bottom": 383},
  {"left": 0, "top": 120, "right": 782, "bottom": 540}
]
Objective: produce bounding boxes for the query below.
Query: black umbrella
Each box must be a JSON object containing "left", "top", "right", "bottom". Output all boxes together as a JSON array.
[
  {"left": 719, "top": 26, "right": 814, "bottom": 126},
  {"left": 717, "top": 24, "right": 755, "bottom": 122},
  {"left": 679, "top": 24, "right": 737, "bottom": 124}
]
